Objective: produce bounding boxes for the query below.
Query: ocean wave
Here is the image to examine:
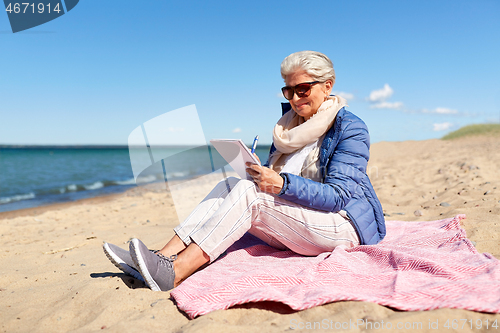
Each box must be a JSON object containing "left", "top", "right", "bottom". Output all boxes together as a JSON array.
[
  {"left": 67, "top": 184, "right": 78, "bottom": 191},
  {"left": 0, "top": 192, "right": 36, "bottom": 205},
  {"left": 0, "top": 171, "right": 204, "bottom": 208},
  {"left": 167, "top": 171, "right": 189, "bottom": 179},
  {"left": 84, "top": 181, "right": 104, "bottom": 190},
  {"left": 135, "top": 175, "right": 158, "bottom": 184},
  {"left": 114, "top": 178, "right": 137, "bottom": 186}
]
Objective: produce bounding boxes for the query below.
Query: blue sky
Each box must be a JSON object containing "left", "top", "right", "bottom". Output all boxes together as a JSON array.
[{"left": 1, "top": 0, "right": 499, "bottom": 145}]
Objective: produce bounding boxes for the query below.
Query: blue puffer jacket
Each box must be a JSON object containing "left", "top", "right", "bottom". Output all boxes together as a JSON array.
[{"left": 267, "top": 104, "right": 386, "bottom": 245}]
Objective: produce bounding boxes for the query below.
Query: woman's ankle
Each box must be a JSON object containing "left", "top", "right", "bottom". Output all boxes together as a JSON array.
[{"left": 172, "top": 244, "right": 210, "bottom": 286}]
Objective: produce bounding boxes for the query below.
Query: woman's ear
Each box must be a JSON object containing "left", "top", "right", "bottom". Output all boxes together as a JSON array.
[{"left": 324, "top": 80, "right": 333, "bottom": 95}]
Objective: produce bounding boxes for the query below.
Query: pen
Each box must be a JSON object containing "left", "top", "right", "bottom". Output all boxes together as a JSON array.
[{"left": 251, "top": 135, "right": 259, "bottom": 154}]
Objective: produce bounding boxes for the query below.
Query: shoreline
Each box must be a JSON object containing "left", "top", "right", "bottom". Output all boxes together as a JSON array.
[
  {"left": 0, "top": 169, "right": 235, "bottom": 223},
  {"left": 0, "top": 190, "right": 125, "bottom": 220}
]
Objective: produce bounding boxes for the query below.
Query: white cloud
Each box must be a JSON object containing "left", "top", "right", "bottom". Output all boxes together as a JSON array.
[
  {"left": 366, "top": 84, "right": 403, "bottom": 110},
  {"left": 370, "top": 101, "right": 404, "bottom": 110},
  {"left": 232, "top": 127, "right": 242, "bottom": 133},
  {"left": 368, "top": 84, "right": 393, "bottom": 102},
  {"left": 332, "top": 91, "right": 354, "bottom": 100},
  {"left": 421, "top": 107, "right": 458, "bottom": 114},
  {"left": 434, "top": 107, "right": 458, "bottom": 114},
  {"left": 433, "top": 122, "right": 453, "bottom": 131},
  {"left": 366, "top": 85, "right": 464, "bottom": 117}
]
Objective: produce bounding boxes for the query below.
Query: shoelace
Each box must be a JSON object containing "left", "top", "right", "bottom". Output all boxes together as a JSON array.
[{"left": 156, "top": 252, "right": 177, "bottom": 267}]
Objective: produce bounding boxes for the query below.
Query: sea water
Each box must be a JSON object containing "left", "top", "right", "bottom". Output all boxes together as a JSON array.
[{"left": 0, "top": 145, "right": 271, "bottom": 213}]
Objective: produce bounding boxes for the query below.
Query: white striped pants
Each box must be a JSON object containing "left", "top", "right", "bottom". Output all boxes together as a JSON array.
[{"left": 174, "top": 177, "right": 360, "bottom": 262}]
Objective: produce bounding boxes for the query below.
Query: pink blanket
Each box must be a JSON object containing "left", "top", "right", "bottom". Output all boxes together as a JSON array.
[{"left": 170, "top": 215, "right": 500, "bottom": 318}]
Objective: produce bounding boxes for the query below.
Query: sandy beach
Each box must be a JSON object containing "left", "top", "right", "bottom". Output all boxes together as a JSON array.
[{"left": 1, "top": 136, "right": 500, "bottom": 333}]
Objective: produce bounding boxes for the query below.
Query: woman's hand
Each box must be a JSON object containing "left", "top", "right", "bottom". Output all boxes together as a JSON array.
[{"left": 246, "top": 154, "right": 284, "bottom": 194}]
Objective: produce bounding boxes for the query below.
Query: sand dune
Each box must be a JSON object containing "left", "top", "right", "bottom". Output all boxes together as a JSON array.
[{"left": 1, "top": 136, "right": 499, "bottom": 332}]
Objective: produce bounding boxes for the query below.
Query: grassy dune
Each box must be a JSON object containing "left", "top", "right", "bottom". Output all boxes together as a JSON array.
[{"left": 442, "top": 123, "right": 500, "bottom": 140}]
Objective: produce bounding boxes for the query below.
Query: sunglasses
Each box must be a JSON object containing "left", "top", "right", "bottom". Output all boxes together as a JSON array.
[{"left": 281, "top": 81, "right": 320, "bottom": 100}]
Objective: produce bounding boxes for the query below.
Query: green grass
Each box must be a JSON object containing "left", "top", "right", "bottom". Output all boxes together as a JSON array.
[{"left": 442, "top": 124, "right": 500, "bottom": 140}]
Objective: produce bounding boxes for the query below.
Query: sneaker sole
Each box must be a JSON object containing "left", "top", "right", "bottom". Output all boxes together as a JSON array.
[
  {"left": 102, "top": 243, "right": 144, "bottom": 282},
  {"left": 130, "top": 239, "right": 161, "bottom": 291}
]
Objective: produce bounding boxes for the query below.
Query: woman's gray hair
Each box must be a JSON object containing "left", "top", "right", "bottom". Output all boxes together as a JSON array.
[{"left": 281, "top": 51, "right": 335, "bottom": 85}]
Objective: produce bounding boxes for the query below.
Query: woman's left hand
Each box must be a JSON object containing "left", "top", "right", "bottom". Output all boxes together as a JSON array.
[{"left": 246, "top": 160, "right": 284, "bottom": 194}]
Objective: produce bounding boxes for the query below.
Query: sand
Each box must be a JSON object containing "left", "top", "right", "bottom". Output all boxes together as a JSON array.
[{"left": 1, "top": 136, "right": 499, "bottom": 332}]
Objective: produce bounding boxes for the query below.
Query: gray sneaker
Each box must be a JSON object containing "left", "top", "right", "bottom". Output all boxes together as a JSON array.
[
  {"left": 129, "top": 238, "right": 176, "bottom": 292},
  {"left": 103, "top": 242, "right": 145, "bottom": 281}
]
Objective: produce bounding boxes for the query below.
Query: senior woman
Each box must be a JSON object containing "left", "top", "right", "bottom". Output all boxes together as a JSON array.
[{"left": 103, "top": 51, "right": 385, "bottom": 292}]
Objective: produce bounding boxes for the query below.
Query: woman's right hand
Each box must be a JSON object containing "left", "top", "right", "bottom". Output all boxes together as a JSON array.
[{"left": 246, "top": 161, "right": 284, "bottom": 195}]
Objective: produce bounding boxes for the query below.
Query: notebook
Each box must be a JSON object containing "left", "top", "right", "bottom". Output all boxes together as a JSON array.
[{"left": 210, "top": 139, "right": 261, "bottom": 180}]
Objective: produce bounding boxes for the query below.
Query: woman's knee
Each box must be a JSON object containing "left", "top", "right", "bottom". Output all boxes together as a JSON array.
[{"left": 225, "top": 176, "right": 241, "bottom": 187}]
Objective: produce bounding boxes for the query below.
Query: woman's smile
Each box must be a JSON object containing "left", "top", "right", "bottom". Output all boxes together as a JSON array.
[{"left": 296, "top": 101, "right": 309, "bottom": 109}]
